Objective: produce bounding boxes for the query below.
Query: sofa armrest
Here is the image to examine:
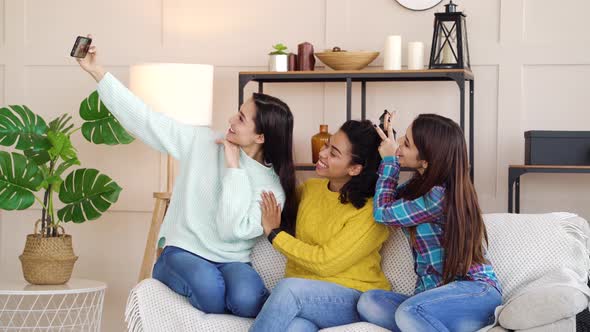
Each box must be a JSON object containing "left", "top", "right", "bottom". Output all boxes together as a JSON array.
[
  {"left": 499, "top": 286, "right": 587, "bottom": 330},
  {"left": 516, "top": 316, "right": 576, "bottom": 332}
]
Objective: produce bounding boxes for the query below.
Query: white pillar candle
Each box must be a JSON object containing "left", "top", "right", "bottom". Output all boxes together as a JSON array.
[
  {"left": 407, "top": 42, "right": 424, "bottom": 70},
  {"left": 441, "top": 42, "right": 454, "bottom": 65},
  {"left": 383, "top": 35, "right": 402, "bottom": 70}
]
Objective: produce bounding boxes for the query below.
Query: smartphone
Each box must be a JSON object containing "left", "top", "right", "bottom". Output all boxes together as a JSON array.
[
  {"left": 70, "top": 36, "right": 92, "bottom": 58},
  {"left": 379, "top": 110, "right": 397, "bottom": 139}
]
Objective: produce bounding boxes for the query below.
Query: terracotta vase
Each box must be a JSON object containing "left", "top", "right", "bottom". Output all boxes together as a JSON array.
[{"left": 311, "top": 125, "right": 331, "bottom": 164}]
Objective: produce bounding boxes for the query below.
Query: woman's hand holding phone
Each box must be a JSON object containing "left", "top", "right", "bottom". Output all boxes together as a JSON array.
[
  {"left": 375, "top": 112, "right": 399, "bottom": 158},
  {"left": 74, "top": 34, "right": 106, "bottom": 82}
]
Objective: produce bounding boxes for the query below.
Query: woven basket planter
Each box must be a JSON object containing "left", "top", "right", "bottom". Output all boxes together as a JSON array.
[{"left": 19, "top": 221, "right": 78, "bottom": 285}]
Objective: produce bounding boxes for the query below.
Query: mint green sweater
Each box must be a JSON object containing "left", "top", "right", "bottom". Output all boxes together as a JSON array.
[{"left": 97, "top": 73, "right": 285, "bottom": 263}]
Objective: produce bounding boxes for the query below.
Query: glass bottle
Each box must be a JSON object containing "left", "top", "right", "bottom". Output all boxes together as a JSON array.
[{"left": 311, "top": 125, "right": 331, "bottom": 164}]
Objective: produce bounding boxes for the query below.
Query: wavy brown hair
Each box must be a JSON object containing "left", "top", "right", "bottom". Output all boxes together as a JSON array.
[
  {"left": 252, "top": 93, "right": 297, "bottom": 235},
  {"left": 399, "top": 114, "right": 488, "bottom": 284}
]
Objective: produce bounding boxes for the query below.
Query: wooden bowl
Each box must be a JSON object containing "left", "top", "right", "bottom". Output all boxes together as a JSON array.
[{"left": 314, "top": 51, "right": 380, "bottom": 70}]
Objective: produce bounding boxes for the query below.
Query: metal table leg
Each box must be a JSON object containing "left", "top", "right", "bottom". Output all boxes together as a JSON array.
[
  {"left": 452, "top": 74, "right": 470, "bottom": 181},
  {"left": 508, "top": 167, "right": 526, "bottom": 213},
  {"left": 514, "top": 177, "right": 520, "bottom": 213},
  {"left": 508, "top": 169, "right": 514, "bottom": 213},
  {"left": 238, "top": 76, "right": 252, "bottom": 108},
  {"left": 361, "top": 81, "right": 366, "bottom": 121},
  {"left": 346, "top": 78, "right": 352, "bottom": 121}
]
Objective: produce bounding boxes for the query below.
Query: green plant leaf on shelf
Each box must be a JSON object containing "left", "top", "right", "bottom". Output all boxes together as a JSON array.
[
  {"left": 47, "top": 130, "right": 77, "bottom": 161},
  {"left": 269, "top": 43, "right": 289, "bottom": 55},
  {"left": 0, "top": 105, "right": 49, "bottom": 151},
  {"left": 79, "top": 91, "right": 135, "bottom": 145},
  {"left": 57, "top": 168, "right": 122, "bottom": 223},
  {"left": 0, "top": 151, "right": 43, "bottom": 210},
  {"left": 274, "top": 43, "right": 287, "bottom": 51}
]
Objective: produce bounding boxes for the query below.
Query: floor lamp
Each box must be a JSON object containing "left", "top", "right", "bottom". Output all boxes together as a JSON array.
[{"left": 129, "top": 63, "right": 214, "bottom": 281}]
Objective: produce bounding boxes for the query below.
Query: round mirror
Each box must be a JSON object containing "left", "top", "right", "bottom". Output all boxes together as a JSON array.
[{"left": 395, "top": 0, "right": 442, "bottom": 11}]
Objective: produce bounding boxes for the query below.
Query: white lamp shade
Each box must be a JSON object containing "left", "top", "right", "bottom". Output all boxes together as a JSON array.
[{"left": 129, "top": 63, "right": 214, "bottom": 126}]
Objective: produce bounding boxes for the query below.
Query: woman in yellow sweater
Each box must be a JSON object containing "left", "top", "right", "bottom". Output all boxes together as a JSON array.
[{"left": 249, "top": 120, "right": 391, "bottom": 332}]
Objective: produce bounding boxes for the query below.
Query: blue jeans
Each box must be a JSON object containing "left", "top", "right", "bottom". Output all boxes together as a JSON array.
[
  {"left": 249, "top": 278, "right": 362, "bottom": 332},
  {"left": 357, "top": 281, "right": 501, "bottom": 332},
  {"left": 152, "top": 246, "right": 269, "bottom": 317}
]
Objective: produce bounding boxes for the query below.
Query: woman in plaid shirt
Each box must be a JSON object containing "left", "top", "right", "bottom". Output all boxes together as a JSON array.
[{"left": 357, "top": 113, "right": 502, "bottom": 332}]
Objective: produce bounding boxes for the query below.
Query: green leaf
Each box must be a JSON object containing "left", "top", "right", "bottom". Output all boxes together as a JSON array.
[
  {"left": 269, "top": 43, "right": 289, "bottom": 55},
  {"left": 49, "top": 114, "right": 74, "bottom": 135},
  {"left": 0, "top": 151, "right": 43, "bottom": 210},
  {"left": 57, "top": 168, "right": 122, "bottom": 223},
  {"left": 24, "top": 147, "right": 51, "bottom": 165},
  {"left": 39, "top": 164, "right": 50, "bottom": 179},
  {"left": 0, "top": 105, "right": 48, "bottom": 150},
  {"left": 39, "top": 176, "right": 63, "bottom": 192},
  {"left": 47, "top": 130, "right": 77, "bottom": 161},
  {"left": 273, "top": 43, "right": 287, "bottom": 51},
  {"left": 40, "top": 158, "right": 80, "bottom": 192},
  {"left": 54, "top": 158, "right": 80, "bottom": 178},
  {"left": 79, "top": 91, "right": 134, "bottom": 145}
]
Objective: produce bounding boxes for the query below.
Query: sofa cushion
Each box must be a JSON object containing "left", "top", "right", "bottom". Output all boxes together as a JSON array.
[
  {"left": 498, "top": 286, "right": 587, "bottom": 330},
  {"left": 377, "top": 227, "right": 416, "bottom": 295},
  {"left": 484, "top": 214, "right": 590, "bottom": 301},
  {"left": 251, "top": 239, "right": 286, "bottom": 290}
]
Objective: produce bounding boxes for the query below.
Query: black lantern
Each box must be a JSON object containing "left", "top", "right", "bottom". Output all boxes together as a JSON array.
[{"left": 429, "top": 0, "right": 470, "bottom": 69}]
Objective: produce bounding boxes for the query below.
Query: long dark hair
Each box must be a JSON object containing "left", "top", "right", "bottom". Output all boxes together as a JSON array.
[
  {"left": 399, "top": 114, "right": 487, "bottom": 284},
  {"left": 252, "top": 93, "right": 297, "bottom": 235},
  {"left": 338, "top": 120, "right": 382, "bottom": 209}
]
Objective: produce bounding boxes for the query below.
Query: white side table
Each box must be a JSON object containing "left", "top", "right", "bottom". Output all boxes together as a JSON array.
[{"left": 0, "top": 278, "right": 106, "bottom": 331}]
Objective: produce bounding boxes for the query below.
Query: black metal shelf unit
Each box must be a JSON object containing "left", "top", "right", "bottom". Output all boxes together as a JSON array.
[{"left": 238, "top": 69, "right": 475, "bottom": 180}]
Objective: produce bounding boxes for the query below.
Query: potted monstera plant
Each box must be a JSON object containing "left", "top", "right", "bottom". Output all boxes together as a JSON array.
[{"left": 0, "top": 91, "right": 134, "bottom": 284}]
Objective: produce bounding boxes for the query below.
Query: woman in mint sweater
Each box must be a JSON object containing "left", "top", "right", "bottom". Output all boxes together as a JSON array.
[{"left": 77, "top": 39, "right": 297, "bottom": 317}]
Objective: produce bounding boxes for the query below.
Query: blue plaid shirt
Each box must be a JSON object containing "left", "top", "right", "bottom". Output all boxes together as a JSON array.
[{"left": 374, "top": 156, "right": 501, "bottom": 294}]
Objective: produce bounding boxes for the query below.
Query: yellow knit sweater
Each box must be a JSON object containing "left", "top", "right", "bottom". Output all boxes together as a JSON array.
[{"left": 272, "top": 178, "right": 391, "bottom": 292}]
